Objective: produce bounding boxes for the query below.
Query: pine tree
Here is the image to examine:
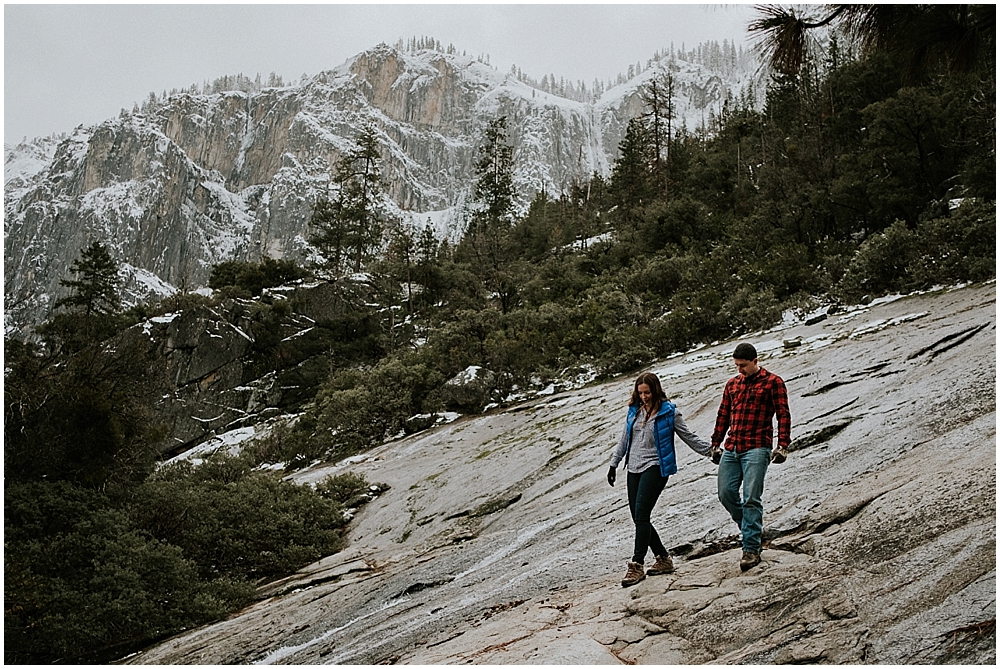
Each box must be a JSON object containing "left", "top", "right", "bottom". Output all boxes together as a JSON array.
[
  {"left": 461, "top": 116, "right": 522, "bottom": 314},
  {"left": 38, "top": 241, "right": 130, "bottom": 358},
  {"left": 609, "top": 118, "right": 657, "bottom": 246},
  {"left": 56, "top": 241, "right": 121, "bottom": 317},
  {"left": 385, "top": 223, "right": 417, "bottom": 316},
  {"left": 471, "top": 116, "right": 516, "bottom": 235},
  {"left": 641, "top": 73, "right": 677, "bottom": 192},
  {"left": 611, "top": 118, "right": 656, "bottom": 207},
  {"left": 417, "top": 223, "right": 438, "bottom": 266},
  {"left": 309, "top": 124, "right": 391, "bottom": 274},
  {"left": 342, "top": 124, "right": 390, "bottom": 272},
  {"left": 309, "top": 193, "right": 351, "bottom": 275}
]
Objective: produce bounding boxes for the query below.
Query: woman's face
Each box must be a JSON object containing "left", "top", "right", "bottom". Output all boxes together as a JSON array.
[{"left": 637, "top": 383, "right": 653, "bottom": 408}]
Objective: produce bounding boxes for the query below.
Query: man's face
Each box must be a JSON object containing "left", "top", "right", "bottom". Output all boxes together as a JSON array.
[{"left": 734, "top": 358, "right": 759, "bottom": 377}]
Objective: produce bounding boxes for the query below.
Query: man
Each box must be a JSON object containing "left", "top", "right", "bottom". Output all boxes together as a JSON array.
[{"left": 711, "top": 342, "right": 791, "bottom": 571}]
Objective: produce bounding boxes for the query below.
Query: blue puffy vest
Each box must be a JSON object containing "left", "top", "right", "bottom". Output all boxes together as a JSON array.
[{"left": 623, "top": 401, "right": 678, "bottom": 477}]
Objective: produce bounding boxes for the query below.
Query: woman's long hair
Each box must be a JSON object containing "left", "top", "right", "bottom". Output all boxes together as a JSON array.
[{"left": 629, "top": 372, "right": 668, "bottom": 417}]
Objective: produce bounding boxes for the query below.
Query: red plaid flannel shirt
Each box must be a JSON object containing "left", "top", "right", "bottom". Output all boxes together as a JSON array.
[{"left": 712, "top": 367, "right": 791, "bottom": 453}]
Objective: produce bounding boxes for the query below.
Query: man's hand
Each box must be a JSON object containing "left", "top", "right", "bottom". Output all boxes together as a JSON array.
[
  {"left": 771, "top": 448, "right": 788, "bottom": 464},
  {"left": 711, "top": 446, "right": 722, "bottom": 465},
  {"left": 607, "top": 466, "right": 617, "bottom": 487}
]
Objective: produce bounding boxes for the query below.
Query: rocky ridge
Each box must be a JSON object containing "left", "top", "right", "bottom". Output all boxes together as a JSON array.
[
  {"left": 128, "top": 281, "right": 996, "bottom": 665},
  {"left": 113, "top": 278, "right": 390, "bottom": 456},
  {"left": 4, "top": 42, "right": 755, "bottom": 335}
]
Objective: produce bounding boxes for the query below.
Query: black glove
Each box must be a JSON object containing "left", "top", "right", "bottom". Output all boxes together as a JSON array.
[
  {"left": 771, "top": 448, "right": 788, "bottom": 464},
  {"left": 711, "top": 446, "right": 722, "bottom": 465},
  {"left": 607, "top": 466, "right": 616, "bottom": 487}
]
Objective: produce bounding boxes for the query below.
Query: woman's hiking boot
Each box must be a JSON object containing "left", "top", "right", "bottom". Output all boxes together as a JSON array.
[
  {"left": 646, "top": 554, "right": 674, "bottom": 576},
  {"left": 621, "top": 561, "right": 646, "bottom": 587},
  {"left": 739, "top": 551, "right": 761, "bottom": 571}
]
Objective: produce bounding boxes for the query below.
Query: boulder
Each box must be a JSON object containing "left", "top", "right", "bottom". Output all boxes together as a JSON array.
[
  {"left": 162, "top": 306, "right": 252, "bottom": 387},
  {"left": 440, "top": 365, "right": 496, "bottom": 411},
  {"left": 125, "top": 298, "right": 331, "bottom": 456}
]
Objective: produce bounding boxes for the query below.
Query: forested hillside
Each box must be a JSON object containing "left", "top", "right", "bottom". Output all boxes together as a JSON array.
[{"left": 4, "top": 6, "right": 995, "bottom": 663}]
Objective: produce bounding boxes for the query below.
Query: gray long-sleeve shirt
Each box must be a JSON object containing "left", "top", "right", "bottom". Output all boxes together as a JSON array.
[{"left": 609, "top": 407, "right": 712, "bottom": 474}]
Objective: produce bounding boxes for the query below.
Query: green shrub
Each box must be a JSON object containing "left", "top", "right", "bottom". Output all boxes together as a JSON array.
[
  {"left": 312, "top": 357, "right": 444, "bottom": 458},
  {"left": 315, "top": 472, "right": 370, "bottom": 504},
  {"left": 908, "top": 200, "right": 996, "bottom": 287},
  {"left": 520, "top": 254, "right": 596, "bottom": 307},
  {"left": 596, "top": 326, "right": 656, "bottom": 377},
  {"left": 638, "top": 195, "right": 715, "bottom": 252},
  {"left": 748, "top": 242, "right": 820, "bottom": 300},
  {"left": 156, "top": 291, "right": 217, "bottom": 314},
  {"left": 209, "top": 257, "right": 311, "bottom": 296},
  {"left": 720, "top": 285, "right": 784, "bottom": 336},
  {"left": 837, "top": 202, "right": 996, "bottom": 300},
  {"left": 129, "top": 454, "right": 351, "bottom": 581},
  {"left": 4, "top": 481, "right": 248, "bottom": 664},
  {"left": 240, "top": 420, "right": 323, "bottom": 468},
  {"left": 543, "top": 284, "right": 656, "bottom": 376},
  {"left": 837, "top": 220, "right": 919, "bottom": 300}
]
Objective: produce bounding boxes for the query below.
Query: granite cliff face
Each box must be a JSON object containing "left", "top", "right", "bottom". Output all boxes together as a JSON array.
[
  {"left": 129, "top": 282, "right": 996, "bottom": 665},
  {"left": 4, "top": 43, "right": 753, "bottom": 334},
  {"left": 95, "top": 276, "right": 396, "bottom": 457}
]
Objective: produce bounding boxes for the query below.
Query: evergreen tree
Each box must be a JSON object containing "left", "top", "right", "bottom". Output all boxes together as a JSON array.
[
  {"left": 309, "top": 123, "right": 391, "bottom": 274},
  {"left": 417, "top": 223, "right": 439, "bottom": 267},
  {"left": 56, "top": 241, "right": 121, "bottom": 317},
  {"left": 308, "top": 198, "right": 349, "bottom": 274},
  {"left": 39, "top": 241, "right": 124, "bottom": 353},
  {"left": 470, "top": 116, "right": 516, "bottom": 235},
  {"left": 641, "top": 73, "right": 677, "bottom": 192},
  {"left": 411, "top": 223, "right": 448, "bottom": 309},
  {"left": 609, "top": 118, "right": 657, "bottom": 244},
  {"left": 461, "top": 116, "right": 521, "bottom": 314},
  {"left": 385, "top": 223, "right": 417, "bottom": 316}
]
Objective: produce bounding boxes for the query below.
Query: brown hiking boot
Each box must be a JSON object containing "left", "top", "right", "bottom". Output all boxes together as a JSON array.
[
  {"left": 739, "top": 551, "right": 761, "bottom": 571},
  {"left": 621, "top": 561, "right": 646, "bottom": 587},
  {"left": 646, "top": 554, "right": 674, "bottom": 576}
]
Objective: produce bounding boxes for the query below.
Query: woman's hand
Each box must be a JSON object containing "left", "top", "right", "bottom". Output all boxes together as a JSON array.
[{"left": 607, "top": 466, "right": 616, "bottom": 487}]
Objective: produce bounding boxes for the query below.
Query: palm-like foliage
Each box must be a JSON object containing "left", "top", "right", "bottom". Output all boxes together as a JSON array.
[{"left": 750, "top": 4, "right": 995, "bottom": 77}]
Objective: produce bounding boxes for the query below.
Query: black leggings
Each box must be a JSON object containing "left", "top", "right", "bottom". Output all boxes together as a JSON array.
[{"left": 627, "top": 467, "right": 669, "bottom": 564}]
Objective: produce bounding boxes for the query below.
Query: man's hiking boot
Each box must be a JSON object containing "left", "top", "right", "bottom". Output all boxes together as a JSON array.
[
  {"left": 621, "top": 561, "right": 646, "bottom": 587},
  {"left": 739, "top": 551, "right": 761, "bottom": 571},
  {"left": 646, "top": 554, "right": 674, "bottom": 576}
]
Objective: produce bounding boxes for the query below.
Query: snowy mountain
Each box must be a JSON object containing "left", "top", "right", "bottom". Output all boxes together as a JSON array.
[{"left": 4, "top": 41, "right": 759, "bottom": 334}]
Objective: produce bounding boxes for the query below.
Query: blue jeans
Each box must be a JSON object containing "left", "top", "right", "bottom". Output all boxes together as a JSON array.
[
  {"left": 717, "top": 447, "right": 770, "bottom": 554},
  {"left": 627, "top": 467, "right": 669, "bottom": 564}
]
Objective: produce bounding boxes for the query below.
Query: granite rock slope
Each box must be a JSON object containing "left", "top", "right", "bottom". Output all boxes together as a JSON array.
[{"left": 128, "top": 282, "right": 996, "bottom": 665}]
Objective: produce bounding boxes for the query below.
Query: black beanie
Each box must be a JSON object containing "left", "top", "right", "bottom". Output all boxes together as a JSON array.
[{"left": 733, "top": 343, "right": 757, "bottom": 360}]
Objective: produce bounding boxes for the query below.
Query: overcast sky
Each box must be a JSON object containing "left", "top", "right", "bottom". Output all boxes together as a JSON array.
[{"left": 4, "top": 2, "right": 759, "bottom": 145}]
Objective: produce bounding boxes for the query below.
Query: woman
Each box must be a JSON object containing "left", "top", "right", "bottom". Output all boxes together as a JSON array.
[{"left": 607, "top": 372, "right": 711, "bottom": 587}]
